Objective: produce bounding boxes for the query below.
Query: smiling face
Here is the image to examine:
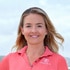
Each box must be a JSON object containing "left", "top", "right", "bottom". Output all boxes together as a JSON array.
[{"left": 21, "top": 14, "right": 47, "bottom": 46}]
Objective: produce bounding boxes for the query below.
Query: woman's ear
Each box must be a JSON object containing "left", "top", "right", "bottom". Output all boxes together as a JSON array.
[{"left": 20, "top": 26, "right": 24, "bottom": 35}]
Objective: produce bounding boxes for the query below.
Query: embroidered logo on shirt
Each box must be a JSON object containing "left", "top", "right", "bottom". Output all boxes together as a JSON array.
[{"left": 40, "top": 58, "right": 51, "bottom": 65}]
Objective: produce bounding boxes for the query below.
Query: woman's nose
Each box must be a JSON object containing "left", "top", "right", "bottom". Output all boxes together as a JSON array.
[{"left": 31, "top": 27, "right": 37, "bottom": 32}]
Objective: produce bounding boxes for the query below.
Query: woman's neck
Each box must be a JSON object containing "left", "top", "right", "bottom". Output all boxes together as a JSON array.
[
  {"left": 26, "top": 44, "right": 45, "bottom": 65},
  {"left": 26, "top": 44, "right": 45, "bottom": 56}
]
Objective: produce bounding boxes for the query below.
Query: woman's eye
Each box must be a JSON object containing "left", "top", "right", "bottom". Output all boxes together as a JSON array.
[
  {"left": 38, "top": 25, "right": 42, "bottom": 27},
  {"left": 26, "top": 26, "right": 31, "bottom": 27}
]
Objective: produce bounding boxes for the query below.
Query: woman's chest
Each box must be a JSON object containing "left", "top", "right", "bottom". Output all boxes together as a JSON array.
[{"left": 9, "top": 57, "right": 57, "bottom": 70}]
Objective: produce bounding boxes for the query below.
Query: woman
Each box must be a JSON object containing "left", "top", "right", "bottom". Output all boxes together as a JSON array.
[{"left": 0, "top": 7, "right": 68, "bottom": 70}]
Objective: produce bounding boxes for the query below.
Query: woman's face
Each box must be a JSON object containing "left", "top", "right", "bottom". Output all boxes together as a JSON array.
[{"left": 21, "top": 14, "right": 47, "bottom": 45}]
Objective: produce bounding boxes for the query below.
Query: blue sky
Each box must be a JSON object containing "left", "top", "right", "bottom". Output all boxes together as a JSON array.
[{"left": 0, "top": 0, "right": 70, "bottom": 58}]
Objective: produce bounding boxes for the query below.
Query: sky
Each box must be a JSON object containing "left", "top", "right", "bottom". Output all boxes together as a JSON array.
[{"left": 0, "top": 0, "right": 70, "bottom": 58}]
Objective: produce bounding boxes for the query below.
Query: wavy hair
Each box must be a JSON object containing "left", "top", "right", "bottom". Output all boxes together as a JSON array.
[{"left": 13, "top": 7, "right": 64, "bottom": 53}]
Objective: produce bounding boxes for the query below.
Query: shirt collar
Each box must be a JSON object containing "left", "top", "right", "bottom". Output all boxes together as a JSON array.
[
  {"left": 17, "top": 46, "right": 27, "bottom": 56},
  {"left": 41, "top": 47, "right": 53, "bottom": 57},
  {"left": 17, "top": 46, "right": 53, "bottom": 57}
]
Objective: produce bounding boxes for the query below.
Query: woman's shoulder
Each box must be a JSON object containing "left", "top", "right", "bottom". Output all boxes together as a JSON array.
[
  {"left": 52, "top": 52, "right": 67, "bottom": 65},
  {"left": 53, "top": 52, "right": 66, "bottom": 60},
  {"left": 1, "top": 52, "right": 18, "bottom": 61},
  {"left": 1, "top": 47, "right": 26, "bottom": 61},
  {"left": 46, "top": 47, "right": 66, "bottom": 60},
  {"left": 53, "top": 53, "right": 68, "bottom": 69}
]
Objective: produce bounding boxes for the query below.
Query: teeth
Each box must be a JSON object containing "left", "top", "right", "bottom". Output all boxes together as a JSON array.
[
  {"left": 32, "top": 36, "right": 37, "bottom": 38},
  {"left": 30, "top": 35, "right": 38, "bottom": 38}
]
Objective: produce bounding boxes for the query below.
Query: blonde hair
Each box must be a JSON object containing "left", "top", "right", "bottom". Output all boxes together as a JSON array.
[{"left": 13, "top": 7, "right": 64, "bottom": 53}]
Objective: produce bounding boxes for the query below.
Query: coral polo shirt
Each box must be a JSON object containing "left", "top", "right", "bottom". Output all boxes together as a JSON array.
[{"left": 0, "top": 46, "right": 68, "bottom": 70}]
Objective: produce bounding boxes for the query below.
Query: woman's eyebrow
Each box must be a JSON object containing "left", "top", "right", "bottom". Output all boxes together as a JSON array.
[
  {"left": 25, "top": 23, "right": 31, "bottom": 25},
  {"left": 24, "top": 23, "right": 44, "bottom": 25},
  {"left": 36, "top": 23, "right": 43, "bottom": 25}
]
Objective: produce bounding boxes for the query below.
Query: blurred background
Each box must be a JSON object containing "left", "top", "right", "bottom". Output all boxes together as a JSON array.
[{"left": 0, "top": 0, "right": 70, "bottom": 68}]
